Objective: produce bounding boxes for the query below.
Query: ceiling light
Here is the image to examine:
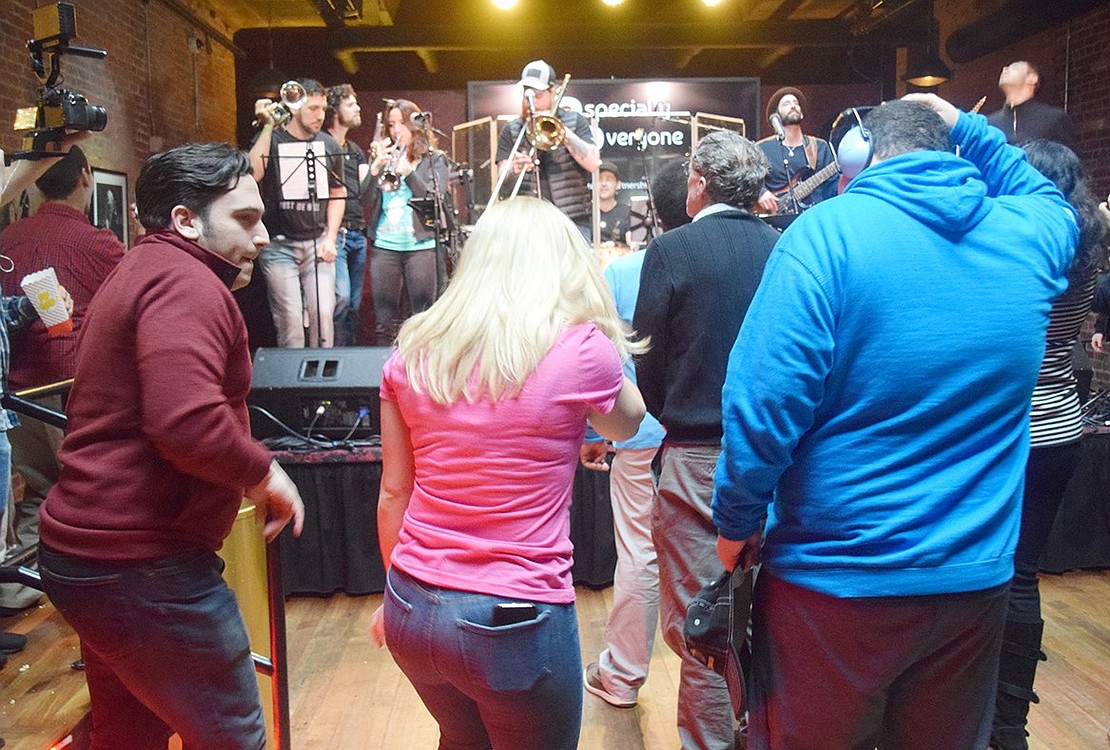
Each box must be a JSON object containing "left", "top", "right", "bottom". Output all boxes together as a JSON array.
[
  {"left": 904, "top": 54, "right": 951, "bottom": 87},
  {"left": 702, "top": 0, "right": 725, "bottom": 6},
  {"left": 491, "top": 0, "right": 517, "bottom": 9},
  {"left": 601, "top": 0, "right": 625, "bottom": 5}
]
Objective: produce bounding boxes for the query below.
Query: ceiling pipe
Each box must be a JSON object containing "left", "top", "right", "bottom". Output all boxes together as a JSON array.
[
  {"left": 849, "top": 0, "right": 925, "bottom": 39},
  {"left": 946, "top": 0, "right": 1104, "bottom": 64}
]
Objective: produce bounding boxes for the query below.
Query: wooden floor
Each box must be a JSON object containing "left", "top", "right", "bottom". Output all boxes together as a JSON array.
[{"left": 3, "top": 571, "right": 1110, "bottom": 749}]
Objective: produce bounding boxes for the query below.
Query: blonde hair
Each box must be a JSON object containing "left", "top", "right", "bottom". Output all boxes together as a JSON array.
[{"left": 395, "top": 197, "right": 643, "bottom": 404}]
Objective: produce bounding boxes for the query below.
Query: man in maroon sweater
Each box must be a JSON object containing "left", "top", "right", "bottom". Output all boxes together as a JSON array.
[{"left": 38, "top": 143, "right": 304, "bottom": 750}]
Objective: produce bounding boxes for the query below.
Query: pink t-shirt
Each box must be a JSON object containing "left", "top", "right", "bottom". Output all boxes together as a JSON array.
[{"left": 380, "top": 323, "right": 623, "bottom": 603}]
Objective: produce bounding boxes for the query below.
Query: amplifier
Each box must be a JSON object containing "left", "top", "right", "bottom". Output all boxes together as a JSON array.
[{"left": 248, "top": 347, "right": 391, "bottom": 440}]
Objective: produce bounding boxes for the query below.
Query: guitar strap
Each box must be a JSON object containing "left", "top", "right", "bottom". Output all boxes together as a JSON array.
[{"left": 803, "top": 136, "right": 819, "bottom": 171}]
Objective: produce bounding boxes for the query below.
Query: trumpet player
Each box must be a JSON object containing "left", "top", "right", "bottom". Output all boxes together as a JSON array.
[
  {"left": 365, "top": 98, "right": 451, "bottom": 346},
  {"left": 248, "top": 78, "right": 346, "bottom": 348},
  {"left": 495, "top": 60, "right": 600, "bottom": 238}
]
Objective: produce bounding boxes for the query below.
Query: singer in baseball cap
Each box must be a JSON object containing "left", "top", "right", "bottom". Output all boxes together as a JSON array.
[{"left": 755, "top": 86, "right": 837, "bottom": 216}]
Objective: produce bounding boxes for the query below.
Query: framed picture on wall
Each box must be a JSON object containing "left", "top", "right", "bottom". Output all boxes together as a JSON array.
[{"left": 90, "top": 168, "right": 128, "bottom": 246}]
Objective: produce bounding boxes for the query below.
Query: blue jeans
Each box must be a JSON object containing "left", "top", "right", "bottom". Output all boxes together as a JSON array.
[
  {"left": 383, "top": 566, "right": 582, "bottom": 750},
  {"left": 0, "top": 429, "right": 41, "bottom": 609},
  {"left": 334, "top": 228, "right": 367, "bottom": 346},
  {"left": 39, "top": 545, "right": 265, "bottom": 750},
  {"left": 0, "top": 430, "right": 10, "bottom": 540}
]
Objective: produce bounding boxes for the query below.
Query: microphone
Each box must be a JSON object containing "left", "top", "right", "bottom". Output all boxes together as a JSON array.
[
  {"left": 410, "top": 111, "right": 432, "bottom": 126},
  {"left": 770, "top": 113, "right": 786, "bottom": 142}
]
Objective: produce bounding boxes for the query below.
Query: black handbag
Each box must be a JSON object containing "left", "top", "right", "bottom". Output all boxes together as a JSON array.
[{"left": 683, "top": 568, "right": 753, "bottom": 718}]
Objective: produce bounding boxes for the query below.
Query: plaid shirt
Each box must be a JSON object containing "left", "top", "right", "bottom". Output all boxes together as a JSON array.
[
  {"left": 0, "top": 294, "right": 38, "bottom": 430},
  {"left": 0, "top": 202, "right": 125, "bottom": 389}
]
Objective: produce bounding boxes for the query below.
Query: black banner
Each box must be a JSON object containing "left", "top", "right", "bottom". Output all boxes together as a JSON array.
[{"left": 467, "top": 77, "right": 759, "bottom": 192}]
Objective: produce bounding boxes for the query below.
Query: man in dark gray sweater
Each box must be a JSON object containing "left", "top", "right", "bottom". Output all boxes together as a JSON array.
[{"left": 633, "top": 130, "right": 778, "bottom": 749}]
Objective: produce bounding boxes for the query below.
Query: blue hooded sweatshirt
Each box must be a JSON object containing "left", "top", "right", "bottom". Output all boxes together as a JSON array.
[{"left": 711, "top": 111, "right": 1077, "bottom": 598}]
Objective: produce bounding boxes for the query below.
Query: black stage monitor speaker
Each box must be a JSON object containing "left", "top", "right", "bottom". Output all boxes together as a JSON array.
[{"left": 248, "top": 347, "right": 391, "bottom": 440}]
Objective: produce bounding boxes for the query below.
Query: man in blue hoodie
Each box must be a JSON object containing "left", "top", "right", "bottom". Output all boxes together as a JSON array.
[{"left": 712, "top": 94, "right": 1077, "bottom": 749}]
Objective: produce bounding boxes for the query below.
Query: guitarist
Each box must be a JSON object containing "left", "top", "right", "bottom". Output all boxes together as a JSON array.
[{"left": 755, "top": 87, "right": 838, "bottom": 215}]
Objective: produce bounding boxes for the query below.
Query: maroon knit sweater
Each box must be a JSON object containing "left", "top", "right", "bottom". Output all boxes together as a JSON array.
[{"left": 40, "top": 231, "right": 272, "bottom": 560}]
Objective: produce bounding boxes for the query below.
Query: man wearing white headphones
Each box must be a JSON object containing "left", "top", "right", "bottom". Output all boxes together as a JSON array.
[{"left": 713, "top": 95, "right": 1077, "bottom": 749}]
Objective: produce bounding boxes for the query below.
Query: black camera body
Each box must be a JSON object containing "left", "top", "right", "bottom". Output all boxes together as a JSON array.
[
  {"left": 10, "top": 2, "right": 107, "bottom": 161},
  {"left": 36, "top": 88, "right": 108, "bottom": 134}
]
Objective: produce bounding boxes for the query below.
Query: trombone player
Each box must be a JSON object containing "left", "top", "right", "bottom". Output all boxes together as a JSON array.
[
  {"left": 495, "top": 60, "right": 600, "bottom": 238},
  {"left": 249, "top": 78, "right": 346, "bottom": 348}
]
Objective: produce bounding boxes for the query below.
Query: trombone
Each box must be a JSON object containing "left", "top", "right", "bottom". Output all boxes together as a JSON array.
[
  {"left": 487, "top": 74, "right": 571, "bottom": 208},
  {"left": 510, "top": 74, "right": 571, "bottom": 199}
]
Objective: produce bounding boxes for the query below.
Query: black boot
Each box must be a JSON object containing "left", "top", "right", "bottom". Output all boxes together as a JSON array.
[{"left": 990, "top": 619, "right": 1046, "bottom": 750}]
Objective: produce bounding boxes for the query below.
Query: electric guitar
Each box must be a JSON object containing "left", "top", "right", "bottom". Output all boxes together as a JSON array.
[{"left": 771, "top": 160, "right": 841, "bottom": 211}]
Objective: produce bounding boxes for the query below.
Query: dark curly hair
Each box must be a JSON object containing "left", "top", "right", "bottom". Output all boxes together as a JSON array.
[{"left": 1022, "top": 139, "right": 1108, "bottom": 286}]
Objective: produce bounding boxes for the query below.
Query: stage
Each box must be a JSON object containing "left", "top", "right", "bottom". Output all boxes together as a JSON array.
[{"left": 275, "top": 446, "right": 618, "bottom": 597}]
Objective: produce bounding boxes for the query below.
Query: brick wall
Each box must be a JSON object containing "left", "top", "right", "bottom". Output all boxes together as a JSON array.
[
  {"left": 933, "top": 2, "right": 1110, "bottom": 391},
  {"left": 0, "top": 0, "right": 239, "bottom": 243}
]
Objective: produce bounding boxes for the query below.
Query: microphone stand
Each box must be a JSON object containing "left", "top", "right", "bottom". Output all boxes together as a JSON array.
[
  {"left": 635, "top": 134, "right": 661, "bottom": 243},
  {"left": 426, "top": 150, "right": 451, "bottom": 296},
  {"left": 270, "top": 137, "right": 345, "bottom": 347},
  {"left": 510, "top": 94, "right": 543, "bottom": 201},
  {"left": 487, "top": 119, "right": 528, "bottom": 211},
  {"left": 304, "top": 144, "right": 324, "bottom": 347},
  {"left": 780, "top": 142, "right": 801, "bottom": 216}
]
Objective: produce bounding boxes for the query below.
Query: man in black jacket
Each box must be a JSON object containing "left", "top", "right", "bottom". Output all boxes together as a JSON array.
[
  {"left": 633, "top": 130, "right": 778, "bottom": 749},
  {"left": 987, "top": 61, "right": 1079, "bottom": 153}
]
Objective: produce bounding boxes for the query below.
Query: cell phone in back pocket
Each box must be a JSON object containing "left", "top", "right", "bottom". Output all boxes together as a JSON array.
[{"left": 492, "top": 602, "right": 538, "bottom": 626}]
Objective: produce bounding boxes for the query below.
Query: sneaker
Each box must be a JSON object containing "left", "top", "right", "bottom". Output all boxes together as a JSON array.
[
  {"left": 582, "top": 662, "right": 637, "bottom": 708},
  {"left": 0, "top": 632, "right": 26, "bottom": 655}
]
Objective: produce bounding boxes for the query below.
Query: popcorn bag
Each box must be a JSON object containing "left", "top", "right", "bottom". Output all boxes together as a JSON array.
[{"left": 21, "top": 267, "right": 72, "bottom": 337}]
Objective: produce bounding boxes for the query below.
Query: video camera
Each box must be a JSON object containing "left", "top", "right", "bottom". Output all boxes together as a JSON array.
[{"left": 10, "top": 2, "right": 107, "bottom": 161}]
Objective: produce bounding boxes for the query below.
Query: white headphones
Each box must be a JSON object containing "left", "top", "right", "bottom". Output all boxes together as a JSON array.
[{"left": 831, "top": 107, "right": 874, "bottom": 180}]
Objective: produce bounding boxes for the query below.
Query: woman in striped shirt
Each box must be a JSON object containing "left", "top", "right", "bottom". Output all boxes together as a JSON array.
[{"left": 991, "top": 140, "right": 1109, "bottom": 750}]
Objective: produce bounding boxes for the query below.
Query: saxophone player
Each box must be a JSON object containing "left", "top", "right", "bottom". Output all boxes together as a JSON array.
[{"left": 495, "top": 60, "right": 600, "bottom": 239}]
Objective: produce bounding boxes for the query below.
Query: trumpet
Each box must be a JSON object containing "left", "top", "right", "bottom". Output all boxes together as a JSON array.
[
  {"left": 379, "top": 144, "right": 407, "bottom": 192},
  {"left": 251, "top": 81, "right": 307, "bottom": 128}
]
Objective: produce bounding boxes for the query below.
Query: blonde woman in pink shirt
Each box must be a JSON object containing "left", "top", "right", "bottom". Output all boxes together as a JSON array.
[{"left": 370, "top": 196, "right": 645, "bottom": 749}]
